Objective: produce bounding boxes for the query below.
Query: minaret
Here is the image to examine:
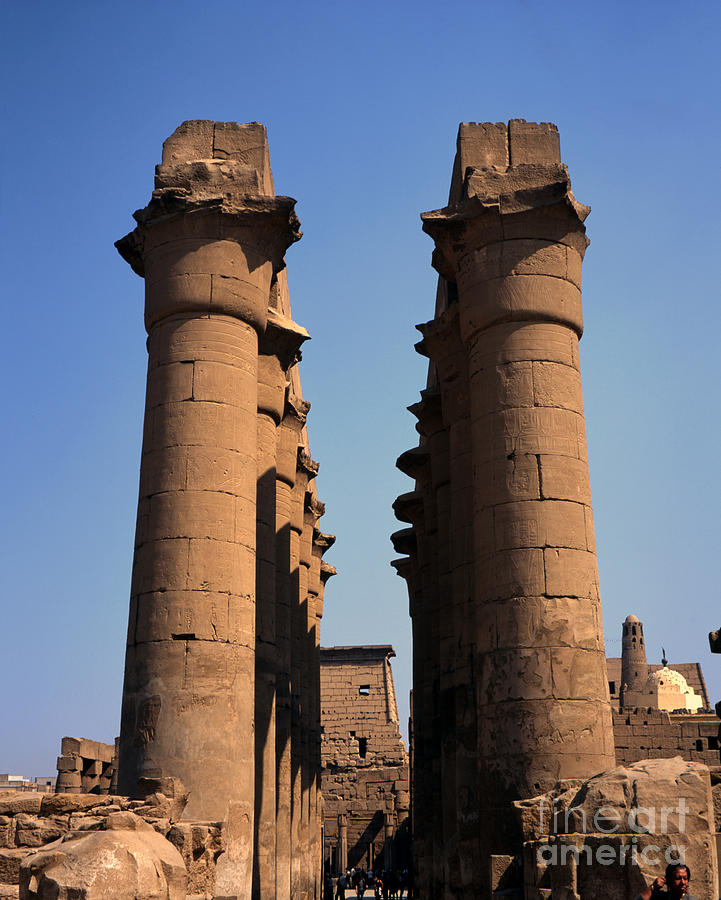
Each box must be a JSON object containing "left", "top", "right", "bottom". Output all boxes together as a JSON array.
[{"left": 620, "top": 613, "right": 648, "bottom": 707}]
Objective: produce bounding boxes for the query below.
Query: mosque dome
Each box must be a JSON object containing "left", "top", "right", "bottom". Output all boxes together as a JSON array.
[
  {"left": 625, "top": 614, "right": 640, "bottom": 624},
  {"left": 646, "top": 666, "right": 694, "bottom": 694}
]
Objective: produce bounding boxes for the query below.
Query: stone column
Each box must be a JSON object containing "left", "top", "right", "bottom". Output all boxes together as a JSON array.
[
  {"left": 422, "top": 120, "right": 615, "bottom": 863},
  {"left": 116, "top": 121, "right": 300, "bottom": 832},
  {"left": 417, "top": 301, "right": 480, "bottom": 899},
  {"left": 298, "top": 457, "right": 319, "bottom": 899},
  {"left": 276, "top": 396, "right": 309, "bottom": 900},
  {"left": 393, "top": 445, "right": 435, "bottom": 895},
  {"left": 255, "top": 311, "right": 308, "bottom": 900},
  {"left": 338, "top": 814, "right": 348, "bottom": 874},
  {"left": 308, "top": 520, "right": 333, "bottom": 900},
  {"left": 289, "top": 441, "right": 316, "bottom": 898},
  {"left": 383, "top": 812, "right": 395, "bottom": 873}
]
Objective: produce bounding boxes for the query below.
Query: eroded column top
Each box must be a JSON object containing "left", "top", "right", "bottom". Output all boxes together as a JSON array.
[{"left": 116, "top": 120, "right": 300, "bottom": 279}]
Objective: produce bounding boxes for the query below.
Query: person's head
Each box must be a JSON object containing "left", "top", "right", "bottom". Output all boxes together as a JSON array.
[{"left": 665, "top": 863, "right": 690, "bottom": 897}]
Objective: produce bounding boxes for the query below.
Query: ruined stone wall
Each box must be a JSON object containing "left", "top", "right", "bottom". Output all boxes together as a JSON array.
[
  {"left": 613, "top": 709, "right": 721, "bottom": 767},
  {"left": 320, "top": 646, "right": 410, "bottom": 874},
  {"left": 0, "top": 789, "right": 224, "bottom": 897},
  {"left": 54, "top": 737, "right": 116, "bottom": 795}
]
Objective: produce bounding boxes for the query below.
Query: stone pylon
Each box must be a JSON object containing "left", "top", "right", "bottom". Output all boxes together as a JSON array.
[
  {"left": 392, "top": 120, "right": 616, "bottom": 898},
  {"left": 116, "top": 121, "right": 333, "bottom": 899}
]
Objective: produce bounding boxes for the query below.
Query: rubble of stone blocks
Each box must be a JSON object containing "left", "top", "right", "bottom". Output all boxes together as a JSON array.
[
  {"left": 54, "top": 737, "right": 116, "bottom": 795},
  {"left": 613, "top": 708, "right": 721, "bottom": 767},
  {"left": 513, "top": 758, "right": 718, "bottom": 900},
  {"left": 0, "top": 785, "right": 228, "bottom": 899},
  {"left": 19, "top": 812, "right": 186, "bottom": 900}
]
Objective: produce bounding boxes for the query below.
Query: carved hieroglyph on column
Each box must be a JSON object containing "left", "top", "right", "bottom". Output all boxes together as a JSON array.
[{"left": 393, "top": 120, "right": 616, "bottom": 898}]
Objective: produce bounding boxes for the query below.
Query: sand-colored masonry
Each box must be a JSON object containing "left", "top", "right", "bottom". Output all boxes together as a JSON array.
[
  {"left": 393, "top": 120, "right": 615, "bottom": 899},
  {"left": 116, "top": 121, "right": 333, "bottom": 899}
]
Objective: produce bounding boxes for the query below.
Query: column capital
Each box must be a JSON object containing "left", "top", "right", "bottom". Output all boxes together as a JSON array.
[
  {"left": 420, "top": 122, "right": 591, "bottom": 342},
  {"left": 408, "top": 388, "right": 444, "bottom": 439},
  {"left": 258, "top": 310, "right": 310, "bottom": 422},
  {"left": 320, "top": 562, "right": 337, "bottom": 585},
  {"left": 396, "top": 444, "right": 430, "bottom": 483},
  {"left": 393, "top": 490, "right": 424, "bottom": 526},
  {"left": 422, "top": 168, "right": 589, "bottom": 272},
  {"left": 313, "top": 530, "right": 336, "bottom": 554},
  {"left": 284, "top": 394, "right": 311, "bottom": 430},
  {"left": 391, "top": 528, "right": 417, "bottom": 558},
  {"left": 261, "top": 308, "right": 310, "bottom": 371},
  {"left": 115, "top": 121, "right": 302, "bottom": 333},
  {"left": 297, "top": 448, "right": 319, "bottom": 480}
]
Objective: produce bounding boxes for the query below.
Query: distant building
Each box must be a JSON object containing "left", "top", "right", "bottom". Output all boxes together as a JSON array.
[
  {"left": 320, "top": 645, "right": 410, "bottom": 874},
  {"left": 606, "top": 614, "right": 718, "bottom": 768},
  {"left": 0, "top": 774, "right": 56, "bottom": 793},
  {"left": 606, "top": 613, "right": 710, "bottom": 711}
]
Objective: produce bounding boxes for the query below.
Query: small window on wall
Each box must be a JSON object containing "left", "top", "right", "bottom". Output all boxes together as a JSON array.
[
  {"left": 358, "top": 737, "right": 368, "bottom": 758},
  {"left": 359, "top": 685, "right": 370, "bottom": 696},
  {"left": 609, "top": 681, "right": 616, "bottom": 695}
]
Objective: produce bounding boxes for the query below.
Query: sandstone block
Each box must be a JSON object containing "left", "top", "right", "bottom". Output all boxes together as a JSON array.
[
  {"left": 144, "top": 490, "right": 237, "bottom": 543},
  {"left": 475, "top": 406, "right": 585, "bottom": 464},
  {"left": 474, "top": 456, "right": 540, "bottom": 505},
  {"left": 161, "top": 120, "right": 214, "bottom": 166},
  {"left": 13, "top": 819, "right": 63, "bottom": 850},
  {"left": 133, "top": 589, "right": 232, "bottom": 643},
  {"left": 461, "top": 274, "right": 582, "bottom": 339},
  {"left": 469, "top": 322, "right": 577, "bottom": 369},
  {"left": 508, "top": 119, "right": 561, "bottom": 166},
  {"left": 544, "top": 548, "right": 600, "bottom": 600},
  {"left": 145, "top": 362, "right": 193, "bottom": 409},
  {"left": 0, "top": 799, "right": 41, "bottom": 818},
  {"left": 40, "top": 796, "right": 113, "bottom": 816},
  {"left": 19, "top": 821, "right": 186, "bottom": 900},
  {"left": 550, "top": 648, "right": 608, "bottom": 701},
  {"left": 193, "top": 360, "right": 255, "bottom": 412},
  {"left": 55, "top": 757, "right": 78, "bottom": 774},
  {"left": 493, "top": 500, "right": 586, "bottom": 551},
  {"left": 477, "top": 548, "right": 545, "bottom": 602},
  {"left": 479, "top": 648, "right": 553, "bottom": 703},
  {"left": 532, "top": 361, "right": 583, "bottom": 412},
  {"left": 494, "top": 596, "right": 602, "bottom": 651},
  {"left": 470, "top": 361, "right": 534, "bottom": 417},
  {"left": 0, "top": 850, "right": 28, "bottom": 886},
  {"left": 150, "top": 399, "right": 252, "bottom": 454}
]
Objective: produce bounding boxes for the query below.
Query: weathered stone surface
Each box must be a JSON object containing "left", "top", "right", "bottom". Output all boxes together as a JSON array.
[
  {"left": 12, "top": 819, "right": 63, "bottom": 850},
  {"left": 515, "top": 758, "right": 718, "bottom": 900},
  {"left": 0, "top": 801, "right": 40, "bottom": 820},
  {"left": 40, "top": 795, "right": 115, "bottom": 815},
  {"left": 394, "top": 121, "right": 614, "bottom": 898},
  {"left": 19, "top": 816, "right": 186, "bottom": 900},
  {"left": 116, "top": 121, "right": 330, "bottom": 897},
  {"left": 0, "top": 852, "right": 27, "bottom": 887}
]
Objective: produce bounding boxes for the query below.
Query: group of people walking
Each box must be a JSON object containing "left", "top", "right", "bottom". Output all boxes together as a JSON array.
[{"left": 325, "top": 866, "right": 412, "bottom": 899}]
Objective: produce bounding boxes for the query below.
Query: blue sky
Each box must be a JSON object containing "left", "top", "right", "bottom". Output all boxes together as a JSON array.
[{"left": 2, "top": 0, "right": 720, "bottom": 775}]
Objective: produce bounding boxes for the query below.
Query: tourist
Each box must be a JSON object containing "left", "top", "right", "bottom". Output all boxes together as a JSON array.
[
  {"left": 637, "top": 864, "right": 696, "bottom": 900},
  {"left": 335, "top": 871, "right": 347, "bottom": 899}
]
